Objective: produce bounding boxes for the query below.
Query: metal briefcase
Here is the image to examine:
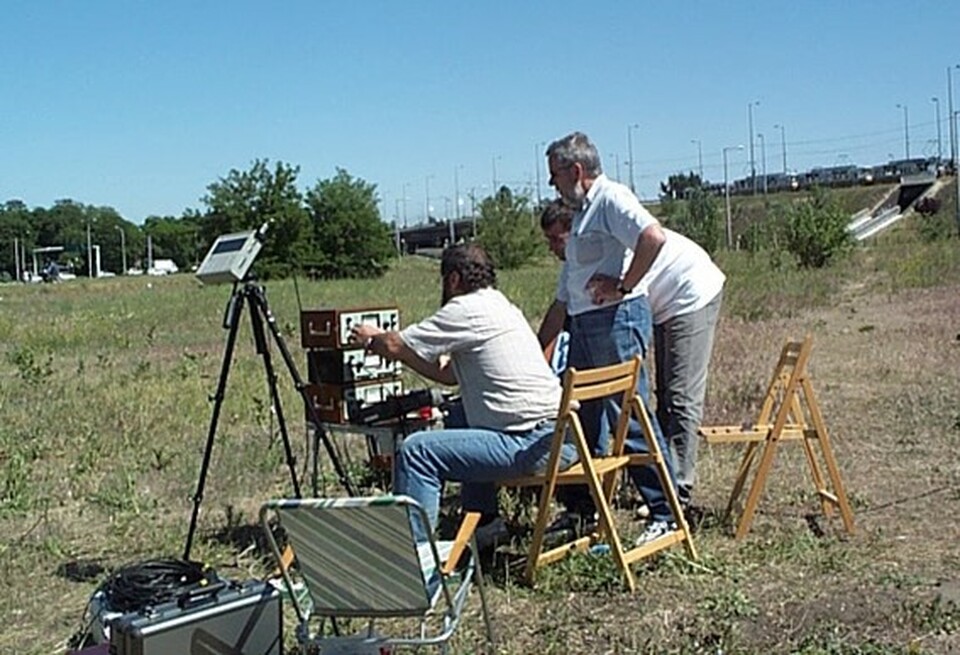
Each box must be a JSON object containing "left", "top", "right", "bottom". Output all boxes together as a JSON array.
[{"left": 109, "top": 579, "right": 282, "bottom": 655}]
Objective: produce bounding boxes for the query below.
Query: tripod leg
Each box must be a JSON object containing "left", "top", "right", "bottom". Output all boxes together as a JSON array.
[
  {"left": 248, "top": 286, "right": 358, "bottom": 496},
  {"left": 248, "top": 299, "right": 302, "bottom": 498},
  {"left": 184, "top": 287, "right": 245, "bottom": 561}
]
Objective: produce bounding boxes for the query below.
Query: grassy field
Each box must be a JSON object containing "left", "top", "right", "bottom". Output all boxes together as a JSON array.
[{"left": 1, "top": 190, "right": 959, "bottom": 654}]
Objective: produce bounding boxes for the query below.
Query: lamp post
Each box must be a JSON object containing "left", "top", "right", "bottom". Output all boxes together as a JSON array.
[
  {"left": 115, "top": 225, "right": 127, "bottom": 275},
  {"left": 896, "top": 103, "right": 910, "bottom": 159},
  {"left": 932, "top": 97, "right": 943, "bottom": 163},
  {"left": 86, "top": 220, "right": 93, "bottom": 278},
  {"left": 723, "top": 145, "right": 744, "bottom": 249},
  {"left": 757, "top": 133, "right": 767, "bottom": 194},
  {"left": 394, "top": 199, "right": 403, "bottom": 255},
  {"left": 627, "top": 123, "right": 639, "bottom": 194},
  {"left": 949, "top": 65, "right": 960, "bottom": 171},
  {"left": 608, "top": 153, "right": 621, "bottom": 182},
  {"left": 774, "top": 123, "right": 788, "bottom": 175},
  {"left": 491, "top": 155, "right": 501, "bottom": 191},
  {"left": 425, "top": 174, "right": 434, "bottom": 223},
  {"left": 747, "top": 100, "right": 760, "bottom": 194},
  {"left": 454, "top": 164, "right": 463, "bottom": 221},
  {"left": 955, "top": 110, "right": 960, "bottom": 236},
  {"left": 691, "top": 139, "right": 704, "bottom": 180}
]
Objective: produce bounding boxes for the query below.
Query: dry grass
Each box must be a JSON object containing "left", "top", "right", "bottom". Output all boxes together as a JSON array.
[{"left": 1, "top": 215, "right": 959, "bottom": 654}]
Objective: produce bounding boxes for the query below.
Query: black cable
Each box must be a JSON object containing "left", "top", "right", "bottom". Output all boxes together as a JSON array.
[{"left": 99, "top": 559, "right": 215, "bottom": 613}]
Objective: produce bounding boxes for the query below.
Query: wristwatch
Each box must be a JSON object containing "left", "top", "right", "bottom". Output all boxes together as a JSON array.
[{"left": 616, "top": 280, "right": 633, "bottom": 296}]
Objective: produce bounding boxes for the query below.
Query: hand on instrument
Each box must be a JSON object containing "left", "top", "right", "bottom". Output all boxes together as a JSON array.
[{"left": 350, "top": 324, "right": 384, "bottom": 348}]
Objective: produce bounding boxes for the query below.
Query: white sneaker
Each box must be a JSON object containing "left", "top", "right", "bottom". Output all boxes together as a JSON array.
[{"left": 634, "top": 519, "right": 676, "bottom": 546}]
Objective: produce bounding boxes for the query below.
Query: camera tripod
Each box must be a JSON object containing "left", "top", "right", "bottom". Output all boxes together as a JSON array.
[{"left": 183, "top": 280, "right": 356, "bottom": 560}]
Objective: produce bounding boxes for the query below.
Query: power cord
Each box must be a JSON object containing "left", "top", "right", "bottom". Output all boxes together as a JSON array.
[{"left": 99, "top": 558, "right": 215, "bottom": 613}]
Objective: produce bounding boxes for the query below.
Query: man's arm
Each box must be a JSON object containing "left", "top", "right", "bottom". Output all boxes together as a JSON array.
[
  {"left": 351, "top": 325, "right": 458, "bottom": 386},
  {"left": 588, "top": 223, "right": 665, "bottom": 304},
  {"left": 537, "top": 299, "right": 568, "bottom": 352}
]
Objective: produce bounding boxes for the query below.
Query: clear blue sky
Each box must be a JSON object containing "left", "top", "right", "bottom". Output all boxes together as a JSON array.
[{"left": 2, "top": 1, "right": 959, "bottom": 225}]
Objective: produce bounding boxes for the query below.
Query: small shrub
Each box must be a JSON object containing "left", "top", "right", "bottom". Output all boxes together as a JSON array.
[{"left": 785, "top": 187, "right": 854, "bottom": 268}]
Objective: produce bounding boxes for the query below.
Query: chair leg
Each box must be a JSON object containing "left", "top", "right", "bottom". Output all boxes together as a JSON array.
[
  {"left": 726, "top": 441, "right": 760, "bottom": 520},
  {"left": 523, "top": 478, "right": 558, "bottom": 585},
  {"left": 442, "top": 512, "right": 481, "bottom": 576},
  {"left": 735, "top": 438, "right": 780, "bottom": 539},
  {"left": 470, "top": 538, "right": 497, "bottom": 649},
  {"left": 800, "top": 430, "right": 834, "bottom": 517},
  {"left": 802, "top": 378, "right": 856, "bottom": 534}
]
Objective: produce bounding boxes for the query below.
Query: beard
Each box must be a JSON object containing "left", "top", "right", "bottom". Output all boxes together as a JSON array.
[{"left": 561, "top": 180, "right": 586, "bottom": 210}]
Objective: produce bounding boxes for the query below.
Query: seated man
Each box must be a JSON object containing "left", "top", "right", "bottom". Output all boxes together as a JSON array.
[{"left": 350, "top": 243, "right": 576, "bottom": 541}]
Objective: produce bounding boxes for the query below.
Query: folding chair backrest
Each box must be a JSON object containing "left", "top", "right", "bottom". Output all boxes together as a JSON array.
[
  {"left": 562, "top": 357, "right": 640, "bottom": 457},
  {"left": 755, "top": 338, "right": 809, "bottom": 427},
  {"left": 267, "top": 497, "right": 431, "bottom": 617}
]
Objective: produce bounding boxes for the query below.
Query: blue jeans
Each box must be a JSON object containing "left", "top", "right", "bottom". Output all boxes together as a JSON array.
[
  {"left": 567, "top": 295, "right": 677, "bottom": 523},
  {"left": 394, "top": 408, "right": 577, "bottom": 541}
]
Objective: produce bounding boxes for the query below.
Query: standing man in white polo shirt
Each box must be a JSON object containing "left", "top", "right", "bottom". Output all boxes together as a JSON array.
[
  {"left": 540, "top": 194, "right": 725, "bottom": 517},
  {"left": 539, "top": 132, "right": 678, "bottom": 544}
]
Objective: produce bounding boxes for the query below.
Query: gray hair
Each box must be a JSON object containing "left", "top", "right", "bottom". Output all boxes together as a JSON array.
[{"left": 546, "top": 132, "right": 603, "bottom": 177}]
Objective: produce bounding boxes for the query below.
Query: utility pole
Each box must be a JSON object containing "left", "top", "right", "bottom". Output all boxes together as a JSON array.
[
  {"left": 115, "top": 225, "right": 127, "bottom": 275},
  {"left": 774, "top": 123, "right": 788, "bottom": 174},
  {"left": 748, "top": 100, "right": 760, "bottom": 194},
  {"left": 896, "top": 103, "right": 910, "bottom": 159},
  {"left": 627, "top": 123, "right": 639, "bottom": 194},
  {"left": 691, "top": 139, "right": 704, "bottom": 180},
  {"left": 933, "top": 97, "right": 943, "bottom": 162},
  {"left": 723, "top": 145, "right": 744, "bottom": 249}
]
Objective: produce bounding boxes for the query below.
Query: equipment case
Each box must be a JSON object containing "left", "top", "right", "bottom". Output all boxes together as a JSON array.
[{"left": 109, "top": 579, "right": 282, "bottom": 655}]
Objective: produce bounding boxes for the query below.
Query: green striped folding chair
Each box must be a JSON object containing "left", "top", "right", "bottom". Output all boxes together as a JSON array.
[{"left": 260, "top": 495, "right": 494, "bottom": 654}]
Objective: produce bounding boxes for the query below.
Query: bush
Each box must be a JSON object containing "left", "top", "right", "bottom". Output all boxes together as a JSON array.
[
  {"left": 663, "top": 188, "right": 722, "bottom": 254},
  {"left": 476, "top": 188, "right": 543, "bottom": 269},
  {"left": 785, "top": 187, "right": 854, "bottom": 268}
]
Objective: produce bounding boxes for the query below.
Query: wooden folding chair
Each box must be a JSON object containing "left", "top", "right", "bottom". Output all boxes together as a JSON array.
[
  {"left": 699, "top": 335, "right": 855, "bottom": 539},
  {"left": 445, "top": 356, "right": 697, "bottom": 592}
]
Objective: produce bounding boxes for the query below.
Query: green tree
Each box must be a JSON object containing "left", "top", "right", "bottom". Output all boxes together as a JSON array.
[
  {"left": 143, "top": 215, "right": 201, "bottom": 270},
  {"left": 663, "top": 187, "right": 722, "bottom": 254},
  {"left": 201, "top": 159, "right": 311, "bottom": 278},
  {"left": 659, "top": 171, "right": 703, "bottom": 200},
  {"left": 785, "top": 187, "right": 854, "bottom": 268},
  {"left": 475, "top": 188, "right": 542, "bottom": 270},
  {"left": 305, "top": 168, "right": 394, "bottom": 279},
  {"left": 0, "top": 200, "right": 33, "bottom": 279}
]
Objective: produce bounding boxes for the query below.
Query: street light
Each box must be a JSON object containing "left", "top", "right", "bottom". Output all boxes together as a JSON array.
[
  {"left": 691, "top": 139, "right": 704, "bottom": 180},
  {"left": 86, "top": 220, "right": 93, "bottom": 278},
  {"left": 932, "top": 97, "right": 943, "bottom": 162},
  {"left": 896, "top": 103, "right": 910, "bottom": 159},
  {"left": 627, "top": 123, "right": 639, "bottom": 194},
  {"left": 115, "top": 225, "right": 127, "bottom": 275},
  {"left": 425, "top": 174, "right": 434, "bottom": 223},
  {"left": 955, "top": 110, "right": 960, "bottom": 236},
  {"left": 773, "top": 123, "right": 787, "bottom": 174},
  {"left": 948, "top": 65, "right": 960, "bottom": 171},
  {"left": 722, "top": 145, "right": 745, "bottom": 249},
  {"left": 608, "top": 153, "right": 621, "bottom": 182},
  {"left": 454, "top": 164, "right": 463, "bottom": 221},
  {"left": 757, "top": 133, "right": 767, "bottom": 194},
  {"left": 747, "top": 100, "right": 760, "bottom": 194}
]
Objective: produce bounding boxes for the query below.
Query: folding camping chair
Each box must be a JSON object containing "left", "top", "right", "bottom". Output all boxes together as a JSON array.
[
  {"left": 445, "top": 356, "right": 697, "bottom": 592},
  {"left": 260, "top": 495, "right": 494, "bottom": 654},
  {"left": 699, "top": 335, "right": 855, "bottom": 539}
]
